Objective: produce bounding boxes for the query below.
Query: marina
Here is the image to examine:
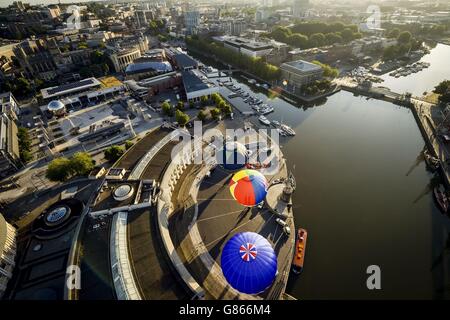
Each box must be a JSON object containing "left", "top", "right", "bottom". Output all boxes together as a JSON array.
[{"left": 194, "top": 43, "right": 450, "bottom": 299}]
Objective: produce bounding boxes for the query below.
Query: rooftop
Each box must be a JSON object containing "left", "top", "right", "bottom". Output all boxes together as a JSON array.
[
  {"left": 41, "top": 78, "right": 102, "bottom": 100},
  {"left": 174, "top": 53, "right": 198, "bottom": 69},
  {"left": 98, "top": 76, "right": 123, "bottom": 89},
  {"left": 181, "top": 70, "right": 210, "bottom": 93},
  {"left": 125, "top": 61, "right": 172, "bottom": 74},
  {"left": 281, "top": 60, "right": 323, "bottom": 73}
]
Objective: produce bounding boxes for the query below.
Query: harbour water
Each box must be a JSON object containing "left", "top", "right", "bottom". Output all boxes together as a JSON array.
[
  {"left": 380, "top": 43, "right": 450, "bottom": 97},
  {"left": 193, "top": 44, "right": 450, "bottom": 299}
]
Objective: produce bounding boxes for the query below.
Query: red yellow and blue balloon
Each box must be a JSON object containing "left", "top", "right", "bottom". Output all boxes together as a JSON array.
[{"left": 229, "top": 169, "right": 268, "bottom": 207}]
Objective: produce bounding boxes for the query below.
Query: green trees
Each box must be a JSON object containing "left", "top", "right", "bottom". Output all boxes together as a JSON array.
[
  {"left": 397, "top": 31, "right": 412, "bottom": 44},
  {"left": 433, "top": 80, "right": 450, "bottom": 104},
  {"left": 70, "top": 152, "right": 95, "bottom": 176},
  {"left": 210, "top": 108, "right": 221, "bottom": 120},
  {"left": 17, "top": 127, "right": 32, "bottom": 163},
  {"left": 161, "top": 101, "right": 174, "bottom": 117},
  {"left": 340, "top": 28, "right": 354, "bottom": 43},
  {"left": 197, "top": 110, "right": 207, "bottom": 121},
  {"left": 46, "top": 152, "right": 94, "bottom": 182},
  {"left": 266, "top": 21, "right": 360, "bottom": 49},
  {"left": 301, "top": 79, "right": 332, "bottom": 96},
  {"left": 311, "top": 60, "right": 339, "bottom": 78},
  {"left": 46, "top": 158, "right": 72, "bottom": 182},
  {"left": 209, "top": 93, "right": 232, "bottom": 115},
  {"left": 382, "top": 43, "right": 411, "bottom": 61},
  {"left": 325, "top": 33, "right": 343, "bottom": 45},
  {"left": 287, "top": 33, "right": 309, "bottom": 48},
  {"left": 104, "top": 145, "right": 125, "bottom": 162},
  {"left": 200, "top": 95, "right": 209, "bottom": 107},
  {"left": 186, "top": 37, "right": 281, "bottom": 81},
  {"left": 1, "top": 77, "right": 33, "bottom": 97},
  {"left": 176, "top": 100, "right": 185, "bottom": 110},
  {"left": 388, "top": 28, "right": 400, "bottom": 38},
  {"left": 125, "top": 140, "right": 134, "bottom": 150},
  {"left": 175, "top": 109, "right": 190, "bottom": 126},
  {"left": 309, "top": 33, "right": 326, "bottom": 47}
]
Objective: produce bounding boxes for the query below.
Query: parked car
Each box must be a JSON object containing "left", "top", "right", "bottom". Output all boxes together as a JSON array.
[{"left": 276, "top": 218, "right": 287, "bottom": 227}]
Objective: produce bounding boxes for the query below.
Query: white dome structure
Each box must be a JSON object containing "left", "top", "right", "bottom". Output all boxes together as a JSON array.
[
  {"left": 113, "top": 184, "right": 134, "bottom": 201},
  {"left": 47, "top": 100, "right": 66, "bottom": 116}
]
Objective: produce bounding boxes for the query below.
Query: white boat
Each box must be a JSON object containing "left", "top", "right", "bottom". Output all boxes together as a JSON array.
[
  {"left": 277, "top": 128, "right": 286, "bottom": 136},
  {"left": 272, "top": 120, "right": 281, "bottom": 127},
  {"left": 280, "top": 124, "right": 296, "bottom": 136},
  {"left": 258, "top": 115, "right": 270, "bottom": 125},
  {"left": 260, "top": 106, "right": 274, "bottom": 115}
]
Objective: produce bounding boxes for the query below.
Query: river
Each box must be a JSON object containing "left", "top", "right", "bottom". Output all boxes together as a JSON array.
[{"left": 192, "top": 43, "right": 450, "bottom": 299}]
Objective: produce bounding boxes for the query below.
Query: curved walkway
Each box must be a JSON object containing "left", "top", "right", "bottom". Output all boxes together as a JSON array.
[
  {"left": 110, "top": 212, "right": 141, "bottom": 300},
  {"left": 156, "top": 149, "right": 205, "bottom": 298}
]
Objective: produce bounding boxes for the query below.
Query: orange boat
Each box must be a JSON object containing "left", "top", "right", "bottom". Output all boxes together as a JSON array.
[{"left": 292, "top": 228, "right": 307, "bottom": 274}]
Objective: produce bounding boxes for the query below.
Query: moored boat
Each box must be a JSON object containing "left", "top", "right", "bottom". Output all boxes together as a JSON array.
[
  {"left": 280, "top": 124, "right": 296, "bottom": 136},
  {"left": 292, "top": 228, "right": 307, "bottom": 274},
  {"left": 258, "top": 115, "right": 270, "bottom": 125}
]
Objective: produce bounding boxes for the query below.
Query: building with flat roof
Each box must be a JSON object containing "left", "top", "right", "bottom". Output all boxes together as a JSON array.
[
  {"left": 173, "top": 53, "right": 198, "bottom": 71},
  {"left": 0, "top": 113, "right": 20, "bottom": 179},
  {"left": 0, "top": 213, "right": 17, "bottom": 299},
  {"left": 0, "top": 92, "right": 19, "bottom": 121},
  {"left": 219, "top": 36, "right": 289, "bottom": 62},
  {"left": 41, "top": 77, "right": 102, "bottom": 101},
  {"left": 280, "top": 59, "right": 323, "bottom": 87},
  {"left": 40, "top": 76, "right": 126, "bottom": 110},
  {"left": 125, "top": 61, "right": 173, "bottom": 81},
  {"left": 181, "top": 70, "right": 219, "bottom": 102}
]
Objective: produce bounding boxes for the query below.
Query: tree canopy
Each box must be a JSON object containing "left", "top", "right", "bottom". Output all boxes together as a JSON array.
[
  {"left": 186, "top": 37, "right": 281, "bottom": 81},
  {"left": 46, "top": 152, "right": 94, "bottom": 182},
  {"left": 175, "top": 109, "right": 190, "bottom": 126},
  {"left": 104, "top": 145, "right": 125, "bottom": 162},
  {"left": 433, "top": 80, "right": 450, "bottom": 104}
]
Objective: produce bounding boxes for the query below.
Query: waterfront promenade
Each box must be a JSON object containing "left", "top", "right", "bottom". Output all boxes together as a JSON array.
[{"left": 411, "top": 100, "right": 450, "bottom": 186}]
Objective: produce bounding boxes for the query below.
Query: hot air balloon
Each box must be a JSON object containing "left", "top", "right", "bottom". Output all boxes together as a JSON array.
[
  {"left": 217, "top": 141, "right": 248, "bottom": 171},
  {"left": 229, "top": 169, "right": 268, "bottom": 207},
  {"left": 221, "top": 232, "right": 277, "bottom": 294}
]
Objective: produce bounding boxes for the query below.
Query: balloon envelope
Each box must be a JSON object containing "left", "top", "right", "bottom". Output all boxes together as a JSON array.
[
  {"left": 221, "top": 232, "right": 277, "bottom": 294},
  {"left": 229, "top": 169, "right": 268, "bottom": 206},
  {"left": 217, "top": 141, "right": 248, "bottom": 171}
]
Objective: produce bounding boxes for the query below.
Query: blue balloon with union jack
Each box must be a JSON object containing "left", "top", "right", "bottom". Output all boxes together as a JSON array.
[{"left": 221, "top": 232, "right": 277, "bottom": 294}]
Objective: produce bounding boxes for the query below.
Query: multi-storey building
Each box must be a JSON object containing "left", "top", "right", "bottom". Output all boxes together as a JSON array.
[
  {"left": 184, "top": 11, "right": 200, "bottom": 35},
  {"left": 0, "top": 213, "right": 17, "bottom": 299},
  {"left": 0, "top": 113, "right": 20, "bottom": 179},
  {"left": 13, "top": 39, "right": 57, "bottom": 81},
  {"left": 280, "top": 59, "right": 323, "bottom": 87}
]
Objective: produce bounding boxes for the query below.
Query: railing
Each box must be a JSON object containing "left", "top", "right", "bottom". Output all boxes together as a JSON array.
[{"left": 110, "top": 212, "right": 141, "bottom": 300}]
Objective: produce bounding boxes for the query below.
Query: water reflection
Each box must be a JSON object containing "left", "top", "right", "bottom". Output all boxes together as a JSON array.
[{"left": 192, "top": 45, "right": 450, "bottom": 299}]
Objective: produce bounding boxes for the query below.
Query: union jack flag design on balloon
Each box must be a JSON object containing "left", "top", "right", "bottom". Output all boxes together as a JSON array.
[
  {"left": 221, "top": 232, "right": 277, "bottom": 294},
  {"left": 240, "top": 243, "right": 257, "bottom": 262}
]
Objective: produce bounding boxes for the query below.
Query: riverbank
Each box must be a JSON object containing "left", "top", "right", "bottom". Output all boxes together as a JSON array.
[{"left": 410, "top": 100, "right": 450, "bottom": 187}]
